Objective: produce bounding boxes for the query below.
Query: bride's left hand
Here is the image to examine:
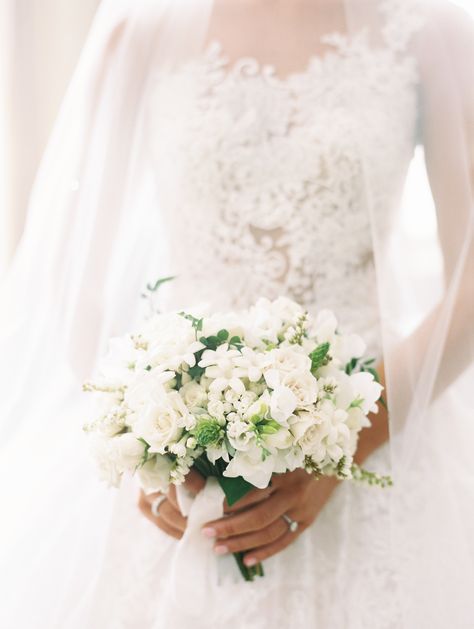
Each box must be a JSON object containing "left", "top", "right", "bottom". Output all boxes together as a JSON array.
[{"left": 202, "top": 469, "right": 339, "bottom": 567}]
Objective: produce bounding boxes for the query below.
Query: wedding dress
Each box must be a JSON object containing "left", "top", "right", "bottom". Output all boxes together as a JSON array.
[
  {"left": 0, "top": 1, "right": 473, "bottom": 628},
  {"left": 63, "top": 3, "right": 423, "bottom": 627}
]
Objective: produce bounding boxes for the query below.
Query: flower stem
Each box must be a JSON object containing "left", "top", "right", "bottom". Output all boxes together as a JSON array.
[{"left": 233, "top": 552, "right": 264, "bottom": 581}]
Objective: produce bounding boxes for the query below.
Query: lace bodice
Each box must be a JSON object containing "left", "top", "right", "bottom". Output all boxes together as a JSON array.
[{"left": 148, "top": 0, "right": 424, "bottom": 356}]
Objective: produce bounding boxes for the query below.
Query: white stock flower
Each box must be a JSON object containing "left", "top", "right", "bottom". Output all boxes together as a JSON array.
[
  {"left": 199, "top": 344, "right": 245, "bottom": 393},
  {"left": 138, "top": 454, "right": 173, "bottom": 494},
  {"left": 234, "top": 391, "right": 259, "bottom": 415}
]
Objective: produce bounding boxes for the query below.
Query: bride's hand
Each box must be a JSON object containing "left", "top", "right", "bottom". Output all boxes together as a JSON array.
[
  {"left": 202, "top": 469, "right": 338, "bottom": 567},
  {"left": 138, "top": 468, "right": 206, "bottom": 539}
]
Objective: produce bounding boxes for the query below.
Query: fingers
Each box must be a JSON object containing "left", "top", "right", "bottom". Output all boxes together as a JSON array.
[
  {"left": 213, "top": 516, "right": 288, "bottom": 555},
  {"left": 242, "top": 525, "right": 303, "bottom": 567},
  {"left": 223, "top": 486, "right": 274, "bottom": 514},
  {"left": 203, "top": 491, "right": 289, "bottom": 539},
  {"left": 184, "top": 468, "right": 206, "bottom": 494},
  {"left": 138, "top": 492, "right": 185, "bottom": 539}
]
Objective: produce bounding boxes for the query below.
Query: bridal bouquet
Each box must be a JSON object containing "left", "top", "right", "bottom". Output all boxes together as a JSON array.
[{"left": 84, "top": 295, "right": 390, "bottom": 580}]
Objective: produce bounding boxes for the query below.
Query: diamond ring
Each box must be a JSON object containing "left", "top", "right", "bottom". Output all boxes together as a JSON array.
[
  {"left": 282, "top": 514, "right": 299, "bottom": 533},
  {"left": 151, "top": 494, "right": 167, "bottom": 518}
]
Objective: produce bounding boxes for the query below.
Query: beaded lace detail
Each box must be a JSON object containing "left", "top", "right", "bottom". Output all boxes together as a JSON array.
[{"left": 150, "top": 0, "right": 424, "bottom": 359}]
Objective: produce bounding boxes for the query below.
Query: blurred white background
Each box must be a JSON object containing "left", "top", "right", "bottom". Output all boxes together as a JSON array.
[{"left": 0, "top": 0, "right": 473, "bottom": 278}]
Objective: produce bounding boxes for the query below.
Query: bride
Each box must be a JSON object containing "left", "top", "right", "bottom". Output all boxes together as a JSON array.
[{"left": 0, "top": 1, "right": 473, "bottom": 628}]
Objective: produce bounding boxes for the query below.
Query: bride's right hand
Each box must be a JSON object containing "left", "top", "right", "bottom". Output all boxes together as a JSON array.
[{"left": 138, "top": 469, "right": 206, "bottom": 539}]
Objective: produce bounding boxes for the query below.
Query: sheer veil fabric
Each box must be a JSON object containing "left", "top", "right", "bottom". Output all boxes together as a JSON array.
[{"left": 0, "top": 1, "right": 472, "bottom": 627}]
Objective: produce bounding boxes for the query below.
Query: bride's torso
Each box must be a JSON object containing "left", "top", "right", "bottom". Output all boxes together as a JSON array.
[{"left": 147, "top": 0, "right": 424, "bottom": 356}]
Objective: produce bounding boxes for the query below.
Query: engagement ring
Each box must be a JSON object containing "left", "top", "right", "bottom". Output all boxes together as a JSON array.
[{"left": 282, "top": 514, "right": 299, "bottom": 533}]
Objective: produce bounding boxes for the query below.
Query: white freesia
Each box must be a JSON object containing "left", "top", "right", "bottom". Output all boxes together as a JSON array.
[
  {"left": 267, "top": 346, "right": 311, "bottom": 374},
  {"left": 349, "top": 371, "right": 384, "bottom": 414},
  {"left": 269, "top": 385, "right": 297, "bottom": 426},
  {"left": 224, "top": 446, "right": 276, "bottom": 488},
  {"left": 331, "top": 333, "right": 366, "bottom": 366}
]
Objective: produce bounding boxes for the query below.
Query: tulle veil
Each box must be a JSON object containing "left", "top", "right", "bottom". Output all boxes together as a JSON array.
[{"left": 0, "top": 0, "right": 472, "bottom": 626}]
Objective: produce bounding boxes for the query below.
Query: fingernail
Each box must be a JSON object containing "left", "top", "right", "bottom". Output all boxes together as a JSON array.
[
  {"left": 202, "top": 527, "right": 217, "bottom": 538},
  {"left": 244, "top": 557, "right": 257, "bottom": 567},
  {"left": 214, "top": 545, "right": 228, "bottom": 555}
]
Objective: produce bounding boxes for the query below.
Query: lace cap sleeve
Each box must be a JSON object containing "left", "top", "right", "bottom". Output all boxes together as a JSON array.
[{"left": 380, "top": 0, "right": 428, "bottom": 53}]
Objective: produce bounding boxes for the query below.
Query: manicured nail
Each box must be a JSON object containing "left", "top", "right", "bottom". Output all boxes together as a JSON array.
[
  {"left": 202, "top": 527, "right": 217, "bottom": 538},
  {"left": 214, "top": 545, "right": 228, "bottom": 555},
  {"left": 244, "top": 557, "right": 257, "bottom": 567}
]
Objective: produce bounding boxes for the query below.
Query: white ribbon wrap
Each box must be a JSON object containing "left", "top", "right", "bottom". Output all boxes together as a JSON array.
[{"left": 165, "top": 477, "right": 239, "bottom": 619}]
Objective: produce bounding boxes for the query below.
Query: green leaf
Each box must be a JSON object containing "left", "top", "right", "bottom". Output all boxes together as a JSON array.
[
  {"left": 309, "top": 342, "right": 330, "bottom": 372},
  {"left": 217, "top": 329, "right": 229, "bottom": 341},
  {"left": 217, "top": 476, "right": 255, "bottom": 507},
  {"left": 146, "top": 276, "right": 175, "bottom": 292},
  {"left": 187, "top": 364, "right": 205, "bottom": 380}
]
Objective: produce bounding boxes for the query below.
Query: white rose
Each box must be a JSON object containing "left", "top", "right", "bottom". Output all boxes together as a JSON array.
[
  {"left": 290, "top": 403, "right": 350, "bottom": 463},
  {"left": 269, "top": 296, "right": 305, "bottom": 323},
  {"left": 267, "top": 347, "right": 311, "bottom": 374},
  {"left": 113, "top": 433, "right": 146, "bottom": 472},
  {"left": 132, "top": 388, "right": 192, "bottom": 454},
  {"left": 138, "top": 454, "right": 173, "bottom": 494},
  {"left": 180, "top": 381, "right": 208, "bottom": 408},
  {"left": 281, "top": 370, "right": 319, "bottom": 408},
  {"left": 89, "top": 432, "right": 145, "bottom": 487}
]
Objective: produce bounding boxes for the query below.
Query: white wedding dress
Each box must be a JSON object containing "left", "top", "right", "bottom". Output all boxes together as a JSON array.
[{"left": 69, "top": 2, "right": 427, "bottom": 628}]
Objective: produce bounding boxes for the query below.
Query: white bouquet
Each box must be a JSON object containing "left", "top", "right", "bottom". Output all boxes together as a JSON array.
[{"left": 84, "top": 293, "right": 390, "bottom": 580}]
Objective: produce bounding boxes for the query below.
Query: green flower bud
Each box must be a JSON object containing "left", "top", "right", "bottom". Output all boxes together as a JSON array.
[{"left": 194, "top": 418, "right": 223, "bottom": 447}]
